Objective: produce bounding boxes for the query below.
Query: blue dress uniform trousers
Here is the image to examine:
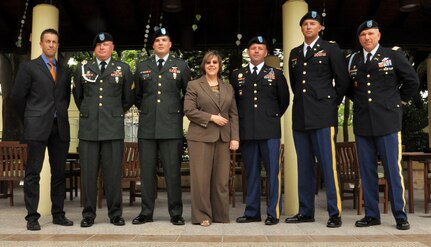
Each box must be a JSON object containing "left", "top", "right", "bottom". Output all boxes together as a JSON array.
[
  {"left": 355, "top": 133, "right": 407, "bottom": 220},
  {"left": 293, "top": 127, "right": 342, "bottom": 218},
  {"left": 242, "top": 139, "right": 282, "bottom": 219}
]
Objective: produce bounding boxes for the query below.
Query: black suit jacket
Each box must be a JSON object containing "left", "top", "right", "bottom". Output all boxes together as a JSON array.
[
  {"left": 231, "top": 64, "right": 289, "bottom": 140},
  {"left": 348, "top": 46, "right": 419, "bottom": 136},
  {"left": 289, "top": 38, "right": 350, "bottom": 131},
  {"left": 12, "top": 56, "right": 71, "bottom": 141}
]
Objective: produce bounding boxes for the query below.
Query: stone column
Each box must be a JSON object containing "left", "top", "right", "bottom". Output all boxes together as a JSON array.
[
  {"left": 282, "top": 0, "right": 308, "bottom": 215},
  {"left": 31, "top": 4, "right": 59, "bottom": 215}
]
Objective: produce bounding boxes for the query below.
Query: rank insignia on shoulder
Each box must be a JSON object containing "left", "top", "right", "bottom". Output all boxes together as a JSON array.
[{"left": 329, "top": 41, "right": 336, "bottom": 44}]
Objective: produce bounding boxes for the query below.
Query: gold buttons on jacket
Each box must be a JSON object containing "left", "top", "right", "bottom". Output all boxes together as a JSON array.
[
  {"left": 158, "top": 75, "right": 162, "bottom": 79},
  {"left": 303, "top": 71, "right": 306, "bottom": 75},
  {"left": 254, "top": 104, "right": 257, "bottom": 108},
  {"left": 303, "top": 89, "right": 307, "bottom": 93},
  {"left": 367, "top": 82, "right": 371, "bottom": 86},
  {"left": 157, "top": 99, "right": 161, "bottom": 103},
  {"left": 99, "top": 88, "right": 103, "bottom": 91},
  {"left": 367, "top": 74, "right": 370, "bottom": 78},
  {"left": 99, "top": 103, "right": 103, "bottom": 107},
  {"left": 304, "top": 62, "right": 307, "bottom": 66},
  {"left": 100, "top": 79, "right": 103, "bottom": 83},
  {"left": 254, "top": 97, "right": 257, "bottom": 101},
  {"left": 368, "top": 98, "right": 372, "bottom": 102},
  {"left": 254, "top": 83, "right": 257, "bottom": 87},
  {"left": 99, "top": 95, "right": 103, "bottom": 99},
  {"left": 158, "top": 91, "right": 161, "bottom": 95},
  {"left": 302, "top": 80, "right": 306, "bottom": 84},
  {"left": 158, "top": 83, "right": 162, "bottom": 86},
  {"left": 368, "top": 90, "right": 371, "bottom": 94},
  {"left": 254, "top": 90, "right": 257, "bottom": 94}
]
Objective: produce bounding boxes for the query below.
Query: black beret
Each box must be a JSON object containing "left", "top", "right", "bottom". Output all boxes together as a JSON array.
[
  {"left": 357, "top": 20, "right": 379, "bottom": 35},
  {"left": 93, "top": 32, "right": 113, "bottom": 47},
  {"left": 299, "top": 11, "right": 322, "bottom": 26},
  {"left": 247, "top": 36, "right": 267, "bottom": 48},
  {"left": 152, "top": 27, "right": 170, "bottom": 43}
]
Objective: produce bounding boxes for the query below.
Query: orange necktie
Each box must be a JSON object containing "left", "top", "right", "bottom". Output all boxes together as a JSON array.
[{"left": 49, "top": 61, "right": 56, "bottom": 81}]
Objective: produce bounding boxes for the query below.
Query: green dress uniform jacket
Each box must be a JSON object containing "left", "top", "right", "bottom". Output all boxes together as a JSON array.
[
  {"left": 347, "top": 46, "right": 419, "bottom": 136},
  {"left": 135, "top": 55, "right": 191, "bottom": 139},
  {"left": 289, "top": 38, "right": 350, "bottom": 131},
  {"left": 73, "top": 59, "right": 135, "bottom": 140},
  {"left": 230, "top": 64, "right": 289, "bottom": 140}
]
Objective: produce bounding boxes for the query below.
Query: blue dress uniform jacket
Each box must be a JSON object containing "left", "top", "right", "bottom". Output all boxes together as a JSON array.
[
  {"left": 135, "top": 55, "right": 191, "bottom": 139},
  {"left": 230, "top": 64, "right": 289, "bottom": 140},
  {"left": 348, "top": 46, "right": 419, "bottom": 136},
  {"left": 289, "top": 38, "right": 350, "bottom": 130},
  {"left": 73, "top": 59, "right": 135, "bottom": 140}
]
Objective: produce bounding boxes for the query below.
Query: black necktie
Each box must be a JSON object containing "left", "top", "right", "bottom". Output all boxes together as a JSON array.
[
  {"left": 305, "top": 46, "right": 311, "bottom": 57},
  {"left": 100, "top": 61, "right": 106, "bottom": 73},
  {"left": 252, "top": 66, "right": 258, "bottom": 76},
  {"left": 158, "top": 59, "right": 164, "bottom": 71},
  {"left": 366, "top": 53, "right": 372, "bottom": 64}
]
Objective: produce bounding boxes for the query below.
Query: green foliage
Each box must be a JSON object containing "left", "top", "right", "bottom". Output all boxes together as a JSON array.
[{"left": 338, "top": 99, "right": 353, "bottom": 127}]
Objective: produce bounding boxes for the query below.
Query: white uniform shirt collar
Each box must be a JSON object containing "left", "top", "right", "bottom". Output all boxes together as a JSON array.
[
  {"left": 303, "top": 36, "right": 320, "bottom": 56},
  {"left": 96, "top": 57, "right": 111, "bottom": 67},
  {"left": 249, "top": 62, "right": 264, "bottom": 74},
  {"left": 155, "top": 54, "right": 169, "bottom": 65},
  {"left": 363, "top": 44, "right": 379, "bottom": 61}
]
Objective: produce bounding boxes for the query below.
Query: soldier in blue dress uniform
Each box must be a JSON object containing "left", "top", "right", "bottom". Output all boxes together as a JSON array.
[
  {"left": 231, "top": 36, "right": 289, "bottom": 225},
  {"left": 348, "top": 20, "right": 419, "bottom": 230}
]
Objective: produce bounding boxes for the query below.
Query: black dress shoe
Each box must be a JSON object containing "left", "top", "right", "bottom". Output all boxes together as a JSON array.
[
  {"left": 396, "top": 218, "right": 410, "bottom": 230},
  {"left": 236, "top": 216, "right": 262, "bottom": 223},
  {"left": 264, "top": 215, "right": 279, "bottom": 225},
  {"left": 110, "top": 216, "right": 125, "bottom": 226},
  {"left": 327, "top": 217, "right": 342, "bottom": 228},
  {"left": 132, "top": 215, "right": 153, "bottom": 225},
  {"left": 355, "top": 216, "right": 381, "bottom": 227},
  {"left": 27, "top": 220, "right": 41, "bottom": 231},
  {"left": 285, "top": 214, "right": 315, "bottom": 223},
  {"left": 53, "top": 216, "right": 74, "bottom": 226},
  {"left": 80, "top": 217, "right": 95, "bottom": 228},
  {"left": 170, "top": 215, "right": 185, "bottom": 225}
]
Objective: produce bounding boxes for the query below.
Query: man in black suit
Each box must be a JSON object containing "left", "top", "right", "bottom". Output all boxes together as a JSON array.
[
  {"left": 285, "top": 11, "right": 350, "bottom": 228},
  {"left": 12, "top": 28, "right": 73, "bottom": 231},
  {"left": 132, "top": 28, "right": 191, "bottom": 226},
  {"left": 231, "top": 36, "right": 289, "bottom": 225},
  {"left": 73, "top": 32, "right": 135, "bottom": 227},
  {"left": 348, "top": 20, "right": 419, "bottom": 230}
]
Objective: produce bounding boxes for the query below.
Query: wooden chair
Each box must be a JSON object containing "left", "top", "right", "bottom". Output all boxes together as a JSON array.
[
  {"left": 229, "top": 150, "right": 244, "bottom": 208},
  {"left": 121, "top": 142, "right": 140, "bottom": 206},
  {"left": 336, "top": 142, "right": 388, "bottom": 214},
  {"left": 97, "top": 142, "right": 140, "bottom": 208},
  {"left": 0, "top": 141, "right": 27, "bottom": 206},
  {"left": 424, "top": 160, "right": 431, "bottom": 213}
]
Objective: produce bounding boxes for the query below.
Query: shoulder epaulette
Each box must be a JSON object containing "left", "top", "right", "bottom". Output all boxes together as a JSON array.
[{"left": 329, "top": 40, "right": 337, "bottom": 44}]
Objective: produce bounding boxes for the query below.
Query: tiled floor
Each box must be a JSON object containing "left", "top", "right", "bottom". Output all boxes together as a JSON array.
[{"left": 0, "top": 187, "right": 430, "bottom": 246}]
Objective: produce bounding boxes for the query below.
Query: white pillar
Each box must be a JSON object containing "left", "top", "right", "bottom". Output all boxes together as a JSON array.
[
  {"left": 282, "top": 0, "right": 308, "bottom": 215},
  {"left": 31, "top": 4, "right": 59, "bottom": 215}
]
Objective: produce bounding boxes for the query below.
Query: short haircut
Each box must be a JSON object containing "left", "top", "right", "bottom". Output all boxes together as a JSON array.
[
  {"left": 40, "top": 28, "right": 59, "bottom": 41},
  {"left": 200, "top": 50, "right": 223, "bottom": 77}
]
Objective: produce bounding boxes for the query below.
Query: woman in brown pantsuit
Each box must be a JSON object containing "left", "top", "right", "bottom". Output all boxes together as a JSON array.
[{"left": 184, "top": 51, "right": 239, "bottom": 226}]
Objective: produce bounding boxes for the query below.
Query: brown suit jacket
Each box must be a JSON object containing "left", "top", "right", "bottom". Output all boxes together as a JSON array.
[{"left": 184, "top": 76, "right": 239, "bottom": 143}]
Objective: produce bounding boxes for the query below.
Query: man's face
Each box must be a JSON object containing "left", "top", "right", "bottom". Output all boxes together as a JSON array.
[
  {"left": 94, "top": 41, "right": 114, "bottom": 61},
  {"left": 359, "top": 28, "right": 381, "bottom": 52},
  {"left": 301, "top": 19, "right": 322, "bottom": 41},
  {"left": 153, "top": 36, "right": 172, "bottom": 57},
  {"left": 40, "top": 33, "right": 59, "bottom": 59},
  {"left": 247, "top": 43, "right": 268, "bottom": 65}
]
